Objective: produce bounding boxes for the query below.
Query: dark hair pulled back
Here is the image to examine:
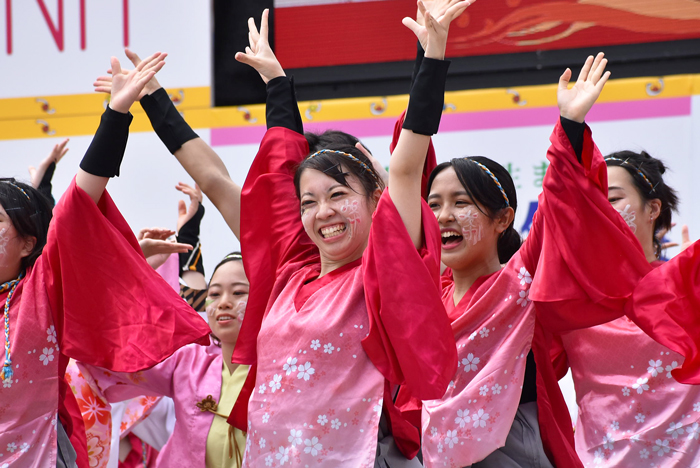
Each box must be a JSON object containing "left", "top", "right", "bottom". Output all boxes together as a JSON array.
[
  {"left": 427, "top": 157, "right": 521, "bottom": 263},
  {"left": 305, "top": 129, "right": 371, "bottom": 155},
  {"left": 605, "top": 150, "right": 679, "bottom": 257},
  {"left": 0, "top": 180, "right": 53, "bottom": 273},
  {"left": 293, "top": 143, "right": 384, "bottom": 201},
  {"left": 210, "top": 251, "right": 243, "bottom": 284}
]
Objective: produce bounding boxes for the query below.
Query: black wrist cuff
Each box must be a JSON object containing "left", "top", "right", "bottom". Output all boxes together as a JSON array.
[
  {"left": 403, "top": 57, "right": 450, "bottom": 136},
  {"left": 38, "top": 161, "right": 56, "bottom": 207},
  {"left": 177, "top": 203, "right": 205, "bottom": 276},
  {"left": 266, "top": 76, "right": 304, "bottom": 134},
  {"left": 79, "top": 107, "right": 132, "bottom": 178},
  {"left": 410, "top": 41, "right": 425, "bottom": 91},
  {"left": 560, "top": 116, "right": 586, "bottom": 162},
  {"left": 140, "top": 88, "right": 199, "bottom": 154}
]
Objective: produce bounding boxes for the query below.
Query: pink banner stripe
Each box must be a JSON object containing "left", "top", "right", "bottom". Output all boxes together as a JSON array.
[{"left": 210, "top": 97, "right": 690, "bottom": 147}]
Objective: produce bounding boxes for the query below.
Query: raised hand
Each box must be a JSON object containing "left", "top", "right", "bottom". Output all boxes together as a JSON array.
[
  {"left": 176, "top": 182, "right": 204, "bottom": 232},
  {"left": 234, "top": 9, "right": 285, "bottom": 84},
  {"left": 29, "top": 138, "right": 69, "bottom": 188},
  {"left": 94, "top": 48, "right": 163, "bottom": 99},
  {"left": 558, "top": 52, "right": 611, "bottom": 123},
  {"left": 415, "top": 0, "right": 467, "bottom": 51},
  {"left": 137, "top": 227, "right": 193, "bottom": 270},
  {"left": 108, "top": 52, "right": 167, "bottom": 113},
  {"left": 402, "top": 0, "right": 473, "bottom": 59}
]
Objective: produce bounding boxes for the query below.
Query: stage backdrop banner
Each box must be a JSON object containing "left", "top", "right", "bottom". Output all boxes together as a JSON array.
[{"left": 273, "top": 0, "right": 700, "bottom": 69}]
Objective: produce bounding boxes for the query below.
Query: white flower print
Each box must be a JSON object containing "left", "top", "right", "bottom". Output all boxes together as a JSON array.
[
  {"left": 323, "top": 343, "right": 335, "bottom": 354},
  {"left": 2, "top": 377, "right": 11, "bottom": 388},
  {"left": 653, "top": 439, "right": 670, "bottom": 457},
  {"left": 7, "top": 442, "right": 17, "bottom": 452},
  {"left": 468, "top": 331, "right": 477, "bottom": 341},
  {"left": 276, "top": 446, "right": 290, "bottom": 465},
  {"left": 648, "top": 359, "right": 663, "bottom": 377},
  {"left": 297, "top": 362, "right": 315, "bottom": 381},
  {"left": 472, "top": 409, "right": 490, "bottom": 428},
  {"left": 19, "top": 443, "right": 29, "bottom": 453},
  {"left": 437, "top": 443, "right": 443, "bottom": 453},
  {"left": 265, "top": 455, "right": 273, "bottom": 466},
  {"left": 479, "top": 385, "right": 489, "bottom": 396},
  {"left": 610, "top": 421, "right": 619, "bottom": 431},
  {"left": 269, "top": 374, "right": 282, "bottom": 392},
  {"left": 630, "top": 434, "right": 640, "bottom": 443},
  {"left": 462, "top": 353, "right": 480, "bottom": 372},
  {"left": 331, "top": 418, "right": 341, "bottom": 430},
  {"left": 39, "top": 347, "right": 54, "bottom": 365},
  {"left": 518, "top": 267, "right": 532, "bottom": 286},
  {"left": 373, "top": 403, "right": 382, "bottom": 413},
  {"left": 454, "top": 409, "right": 470, "bottom": 428},
  {"left": 310, "top": 340, "right": 321, "bottom": 350},
  {"left": 479, "top": 327, "right": 490, "bottom": 338},
  {"left": 444, "top": 430, "right": 458, "bottom": 449},
  {"left": 262, "top": 413, "right": 270, "bottom": 423},
  {"left": 317, "top": 414, "right": 328, "bottom": 426},
  {"left": 632, "top": 377, "right": 649, "bottom": 394},
  {"left": 283, "top": 357, "right": 298, "bottom": 375},
  {"left": 635, "top": 413, "right": 646, "bottom": 424},
  {"left": 258, "top": 383, "right": 267, "bottom": 394},
  {"left": 516, "top": 289, "right": 530, "bottom": 307},
  {"left": 666, "top": 422, "right": 684, "bottom": 439},
  {"left": 304, "top": 437, "right": 322, "bottom": 456},
  {"left": 259, "top": 438, "right": 266, "bottom": 448},
  {"left": 621, "top": 386, "right": 630, "bottom": 397},
  {"left": 695, "top": 402, "right": 700, "bottom": 413},
  {"left": 688, "top": 423, "right": 700, "bottom": 441},
  {"left": 593, "top": 447, "right": 604, "bottom": 465},
  {"left": 491, "top": 383, "right": 502, "bottom": 395},
  {"left": 666, "top": 361, "right": 679, "bottom": 378},
  {"left": 640, "top": 448, "right": 650, "bottom": 459},
  {"left": 288, "top": 429, "right": 303, "bottom": 446},
  {"left": 603, "top": 433, "right": 614, "bottom": 450},
  {"left": 46, "top": 325, "right": 57, "bottom": 344}
]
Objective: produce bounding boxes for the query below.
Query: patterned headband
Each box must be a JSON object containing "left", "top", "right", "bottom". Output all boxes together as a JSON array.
[
  {"left": 308, "top": 149, "right": 374, "bottom": 175},
  {"left": 604, "top": 157, "right": 656, "bottom": 193},
  {"left": 223, "top": 253, "right": 243, "bottom": 260},
  {"left": 0, "top": 179, "right": 30, "bottom": 201},
  {"left": 465, "top": 158, "right": 510, "bottom": 208}
]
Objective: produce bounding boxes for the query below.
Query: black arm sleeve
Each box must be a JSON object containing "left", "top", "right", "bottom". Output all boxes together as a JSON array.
[
  {"left": 560, "top": 116, "right": 585, "bottom": 163},
  {"left": 140, "top": 88, "right": 199, "bottom": 154},
  {"left": 79, "top": 107, "right": 132, "bottom": 178},
  {"left": 403, "top": 57, "right": 450, "bottom": 136},
  {"left": 410, "top": 42, "right": 425, "bottom": 91},
  {"left": 37, "top": 162, "right": 56, "bottom": 207},
  {"left": 177, "top": 203, "right": 206, "bottom": 276},
  {"left": 266, "top": 76, "right": 304, "bottom": 134}
]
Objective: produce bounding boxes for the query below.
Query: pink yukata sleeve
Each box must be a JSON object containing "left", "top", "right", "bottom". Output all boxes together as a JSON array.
[
  {"left": 233, "top": 127, "right": 318, "bottom": 366},
  {"left": 362, "top": 190, "right": 457, "bottom": 400},
  {"left": 625, "top": 240, "right": 700, "bottom": 384},
  {"left": 43, "top": 178, "right": 211, "bottom": 372},
  {"left": 520, "top": 120, "right": 652, "bottom": 332}
]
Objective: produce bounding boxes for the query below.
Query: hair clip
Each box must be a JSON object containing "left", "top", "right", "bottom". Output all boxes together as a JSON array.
[
  {"left": 308, "top": 149, "right": 373, "bottom": 174},
  {"left": 0, "top": 178, "right": 30, "bottom": 201}
]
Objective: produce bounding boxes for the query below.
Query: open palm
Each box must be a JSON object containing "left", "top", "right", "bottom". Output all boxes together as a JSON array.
[
  {"left": 558, "top": 53, "right": 611, "bottom": 123},
  {"left": 403, "top": 0, "right": 474, "bottom": 59},
  {"left": 109, "top": 52, "right": 167, "bottom": 113}
]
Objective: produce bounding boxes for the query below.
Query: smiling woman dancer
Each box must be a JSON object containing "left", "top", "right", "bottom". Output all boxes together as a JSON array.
[{"left": 0, "top": 52, "right": 209, "bottom": 467}]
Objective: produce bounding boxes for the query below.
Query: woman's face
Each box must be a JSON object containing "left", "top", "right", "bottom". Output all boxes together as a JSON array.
[
  {"left": 428, "top": 167, "right": 505, "bottom": 270},
  {"left": 0, "top": 203, "right": 32, "bottom": 272},
  {"left": 607, "top": 166, "right": 660, "bottom": 249},
  {"left": 298, "top": 168, "right": 377, "bottom": 265},
  {"left": 206, "top": 261, "right": 249, "bottom": 345}
]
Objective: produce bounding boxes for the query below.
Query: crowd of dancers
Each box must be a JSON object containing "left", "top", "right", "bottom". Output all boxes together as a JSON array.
[{"left": 2, "top": 1, "right": 700, "bottom": 467}]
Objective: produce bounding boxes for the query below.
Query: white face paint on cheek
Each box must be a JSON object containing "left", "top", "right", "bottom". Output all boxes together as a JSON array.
[
  {"left": 617, "top": 204, "right": 637, "bottom": 233},
  {"left": 235, "top": 301, "right": 246, "bottom": 323},
  {"left": 0, "top": 228, "right": 7, "bottom": 257},
  {"left": 455, "top": 209, "right": 483, "bottom": 246},
  {"left": 340, "top": 199, "right": 361, "bottom": 240}
]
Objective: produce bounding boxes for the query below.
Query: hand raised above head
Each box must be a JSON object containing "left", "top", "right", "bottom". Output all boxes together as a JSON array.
[
  {"left": 558, "top": 52, "right": 611, "bottom": 124},
  {"left": 234, "top": 9, "right": 285, "bottom": 84},
  {"left": 176, "top": 182, "right": 204, "bottom": 232},
  {"left": 29, "top": 138, "right": 69, "bottom": 189},
  {"left": 109, "top": 51, "right": 167, "bottom": 113},
  {"left": 402, "top": 0, "right": 474, "bottom": 60}
]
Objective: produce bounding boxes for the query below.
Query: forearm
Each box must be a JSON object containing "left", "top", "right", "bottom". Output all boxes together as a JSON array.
[
  {"left": 266, "top": 76, "right": 303, "bottom": 134},
  {"left": 560, "top": 116, "right": 585, "bottom": 163},
  {"left": 77, "top": 107, "right": 133, "bottom": 203}
]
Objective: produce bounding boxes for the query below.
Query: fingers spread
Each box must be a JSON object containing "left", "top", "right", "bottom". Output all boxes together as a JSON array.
[
  {"left": 402, "top": 17, "right": 422, "bottom": 36},
  {"left": 111, "top": 57, "right": 122, "bottom": 76},
  {"left": 576, "top": 55, "right": 594, "bottom": 85},
  {"left": 558, "top": 68, "right": 572, "bottom": 91}
]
